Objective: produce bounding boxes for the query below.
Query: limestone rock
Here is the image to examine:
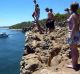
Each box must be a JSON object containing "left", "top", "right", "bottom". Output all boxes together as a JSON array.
[
  {"left": 20, "top": 26, "right": 80, "bottom": 74},
  {"left": 25, "top": 45, "right": 35, "bottom": 54}
]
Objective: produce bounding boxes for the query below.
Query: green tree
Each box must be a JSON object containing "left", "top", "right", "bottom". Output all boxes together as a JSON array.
[{"left": 77, "top": 8, "right": 80, "bottom": 13}]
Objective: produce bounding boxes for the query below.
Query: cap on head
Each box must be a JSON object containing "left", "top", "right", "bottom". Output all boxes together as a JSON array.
[
  {"left": 70, "top": 2, "right": 79, "bottom": 12},
  {"left": 45, "top": 8, "right": 49, "bottom": 12}
]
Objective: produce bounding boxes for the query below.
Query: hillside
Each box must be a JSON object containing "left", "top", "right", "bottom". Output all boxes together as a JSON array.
[{"left": 9, "top": 13, "right": 68, "bottom": 29}]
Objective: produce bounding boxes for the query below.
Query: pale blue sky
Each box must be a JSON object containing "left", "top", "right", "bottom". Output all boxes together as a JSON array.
[{"left": 0, "top": 0, "right": 80, "bottom": 26}]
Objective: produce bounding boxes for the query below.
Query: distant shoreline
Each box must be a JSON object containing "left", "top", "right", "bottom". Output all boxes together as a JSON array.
[
  {"left": 0, "top": 27, "right": 9, "bottom": 29},
  {"left": 0, "top": 27, "right": 9, "bottom": 28},
  {"left": 9, "top": 29, "right": 22, "bottom": 31},
  {"left": 0, "top": 27, "right": 22, "bottom": 31}
]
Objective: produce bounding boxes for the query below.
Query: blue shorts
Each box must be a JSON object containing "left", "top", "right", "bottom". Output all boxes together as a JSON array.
[
  {"left": 35, "top": 15, "right": 40, "bottom": 22},
  {"left": 67, "top": 32, "right": 80, "bottom": 45}
]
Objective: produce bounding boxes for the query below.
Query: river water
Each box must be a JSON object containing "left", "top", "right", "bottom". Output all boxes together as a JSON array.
[{"left": 0, "top": 28, "right": 25, "bottom": 74}]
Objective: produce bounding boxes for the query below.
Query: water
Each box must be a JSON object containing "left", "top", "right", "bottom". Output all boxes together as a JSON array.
[{"left": 0, "top": 28, "right": 25, "bottom": 74}]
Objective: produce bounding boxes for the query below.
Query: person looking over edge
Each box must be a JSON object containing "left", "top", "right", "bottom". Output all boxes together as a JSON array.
[
  {"left": 66, "top": 2, "right": 80, "bottom": 70},
  {"left": 32, "top": 2, "right": 44, "bottom": 34},
  {"left": 45, "top": 8, "right": 55, "bottom": 33}
]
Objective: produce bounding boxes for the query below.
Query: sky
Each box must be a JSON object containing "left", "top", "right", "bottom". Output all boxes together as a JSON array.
[{"left": 0, "top": 0, "right": 80, "bottom": 26}]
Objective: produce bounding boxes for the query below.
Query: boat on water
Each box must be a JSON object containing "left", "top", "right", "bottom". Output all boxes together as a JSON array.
[{"left": 0, "top": 33, "right": 8, "bottom": 38}]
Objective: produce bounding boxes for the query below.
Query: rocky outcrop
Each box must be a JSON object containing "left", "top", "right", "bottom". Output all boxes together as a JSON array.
[{"left": 20, "top": 26, "right": 80, "bottom": 74}]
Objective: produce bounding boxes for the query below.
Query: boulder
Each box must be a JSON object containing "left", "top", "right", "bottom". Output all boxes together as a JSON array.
[{"left": 25, "top": 45, "right": 35, "bottom": 54}]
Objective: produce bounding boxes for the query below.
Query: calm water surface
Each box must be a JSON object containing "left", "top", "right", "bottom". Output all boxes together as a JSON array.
[{"left": 0, "top": 28, "right": 25, "bottom": 74}]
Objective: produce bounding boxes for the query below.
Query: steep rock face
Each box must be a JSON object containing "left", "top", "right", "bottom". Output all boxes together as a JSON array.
[{"left": 20, "top": 27, "right": 80, "bottom": 74}]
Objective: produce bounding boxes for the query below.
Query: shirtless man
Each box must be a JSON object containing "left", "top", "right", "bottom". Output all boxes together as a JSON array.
[
  {"left": 45, "top": 8, "right": 55, "bottom": 33},
  {"left": 32, "top": 4, "right": 40, "bottom": 23},
  {"left": 32, "top": 3, "right": 44, "bottom": 34}
]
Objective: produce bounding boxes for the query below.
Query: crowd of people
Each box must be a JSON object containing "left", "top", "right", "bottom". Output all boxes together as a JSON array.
[{"left": 32, "top": 0, "right": 80, "bottom": 71}]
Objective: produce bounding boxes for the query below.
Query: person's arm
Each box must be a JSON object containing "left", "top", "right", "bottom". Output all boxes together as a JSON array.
[
  {"left": 46, "top": 12, "right": 50, "bottom": 23},
  {"left": 52, "top": 14, "right": 55, "bottom": 21},
  {"left": 70, "top": 15, "right": 77, "bottom": 38},
  {"left": 32, "top": 12, "right": 35, "bottom": 19},
  {"left": 46, "top": 19, "right": 49, "bottom": 23},
  {"left": 33, "top": 0, "right": 36, "bottom": 4},
  {"left": 64, "top": 15, "right": 72, "bottom": 24},
  {"left": 32, "top": 12, "right": 34, "bottom": 17},
  {"left": 79, "top": 14, "right": 80, "bottom": 31}
]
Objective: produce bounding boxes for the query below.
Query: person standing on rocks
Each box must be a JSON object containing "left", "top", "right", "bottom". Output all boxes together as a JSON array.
[
  {"left": 45, "top": 8, "right": 55, "bottom": 33},
  {"left": 66, "top": 2, "right": 80, "bottom": 70},
  {"left": 32, "top": 0, "right": 44, "bottom": 34},
  {"left": 32, "top": 4, "right": 40, "bottom": 23}
]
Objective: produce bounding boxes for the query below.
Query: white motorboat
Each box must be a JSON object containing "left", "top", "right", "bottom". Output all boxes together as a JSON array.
[{"left": 0, "top": 33, "right": 8, "bottom": 38}]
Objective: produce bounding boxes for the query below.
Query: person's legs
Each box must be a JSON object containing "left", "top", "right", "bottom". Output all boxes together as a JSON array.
[
  {"left": 49, "top": 21, "right": 55, "bottom": 33},
  {"left": 46, "top": 23, "right": 50, "bottom": 34},
  {"left": 49, "top": 28, "right": 53, "bottom": 33},
  {"left": 70, "top": 44, "right": 79, "bottom": 68},
  {"left": 46, "top": 23, "right": 52, "bottom": 33},
  {"left": 35, "top": 17, "right": 44, "bottom": 34}
]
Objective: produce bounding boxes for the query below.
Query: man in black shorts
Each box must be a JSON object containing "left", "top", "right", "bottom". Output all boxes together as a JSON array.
[{"left": 45, "top": 8, "right": 55, "bottom": 33}]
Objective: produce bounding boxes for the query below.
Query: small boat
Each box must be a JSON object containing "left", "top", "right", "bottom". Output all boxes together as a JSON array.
[{"left": 0, "top": 33, "right": 8, "bottom": 38}]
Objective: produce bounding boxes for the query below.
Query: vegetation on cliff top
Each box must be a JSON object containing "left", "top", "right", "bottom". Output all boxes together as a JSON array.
[
  {"left": 9, "top": 13, "right": 67, "bottom": 29},
  {"left": 9, "top": 9, "right": 80, "bottom": 29}
]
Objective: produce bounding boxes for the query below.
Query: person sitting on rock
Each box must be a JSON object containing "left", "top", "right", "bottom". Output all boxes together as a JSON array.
[
  {"left": 32, "top": 4, "right": 44, "bottom": 34},
  {"left": 66, "top": 2, "right": 80, "bottom": 70},
  {"left": 45, "top": 8, "right": 55, "bottom": 33}
]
